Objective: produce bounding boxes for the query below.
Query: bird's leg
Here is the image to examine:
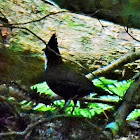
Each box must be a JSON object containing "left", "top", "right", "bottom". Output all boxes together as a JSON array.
[
  {"left": 70, "top": 99, "right": 77, "bottom": 114},
  {"left": 70, "top": 95, "right": 79, "bottom": 114},
  {"left": 63, "top": 99, "right": 75, "bottom": 114},
  {"left": 56, "top": 99, "right": 69, "bottom": 114},
  {"left": 63, "top": 96, "right": 78, "bottom": 114}
]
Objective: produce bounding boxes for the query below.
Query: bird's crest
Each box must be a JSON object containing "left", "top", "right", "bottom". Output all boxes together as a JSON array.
[
  {"left": 47, "top": 34, "right": 60, "bottom": 55},
  {"left": 43, "top": 34, "right": 62, "bottom": 65}
]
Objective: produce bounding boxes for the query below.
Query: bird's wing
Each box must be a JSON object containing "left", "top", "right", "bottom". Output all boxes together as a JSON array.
[{"left": 55, "top": 66, "right": 94, "bottom": 91}]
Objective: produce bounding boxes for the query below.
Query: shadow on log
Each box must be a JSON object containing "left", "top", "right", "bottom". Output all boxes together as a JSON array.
[{"left": 0, "top": 47, "right": 44, "bottom": 86}]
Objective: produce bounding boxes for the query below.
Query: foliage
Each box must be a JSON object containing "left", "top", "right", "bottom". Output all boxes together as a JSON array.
[
  {"left": 93, "top": 77, "right": 133, "bottom": 97},
  {"left": 127, "top": 109, "right": 140, "bottom": 121},
  {"left": 28, "top": 78, "right": 135, "bottom": 119}
]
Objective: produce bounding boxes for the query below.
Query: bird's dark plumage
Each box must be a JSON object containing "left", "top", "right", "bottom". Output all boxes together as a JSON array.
[{"left": 44, "top": 34, "right": 104, "bottom": 102}]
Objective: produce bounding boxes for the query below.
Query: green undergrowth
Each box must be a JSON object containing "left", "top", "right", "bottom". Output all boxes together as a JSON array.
[{"left": 20, "top": 77, "right": 139, "bottom": 120}]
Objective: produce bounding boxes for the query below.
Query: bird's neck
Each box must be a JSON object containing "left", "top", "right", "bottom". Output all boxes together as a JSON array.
[{"left": 46, "top": 56, "right": 63, "bottom": 68}]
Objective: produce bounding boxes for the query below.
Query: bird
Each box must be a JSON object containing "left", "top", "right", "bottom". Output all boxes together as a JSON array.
[{"left": 43, "top": 34, "right": 107, "bottom": 106}]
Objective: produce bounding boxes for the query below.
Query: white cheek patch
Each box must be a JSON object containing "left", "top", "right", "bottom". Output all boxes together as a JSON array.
[{"left": 44, "top": 53, "right": 47, "bottom": 70}]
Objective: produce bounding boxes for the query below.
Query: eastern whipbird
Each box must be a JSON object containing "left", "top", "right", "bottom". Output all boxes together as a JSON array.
[{"left": 43, "top": 34, "right": 108, "bottom": 111}]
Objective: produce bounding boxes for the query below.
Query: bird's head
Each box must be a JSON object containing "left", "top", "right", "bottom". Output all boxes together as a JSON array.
[
  {"left": 43, "top": 34, "right": 61, "bottom": 58},
  {"left": 42, "top": 34, "right": 62, "bottom": 67}
]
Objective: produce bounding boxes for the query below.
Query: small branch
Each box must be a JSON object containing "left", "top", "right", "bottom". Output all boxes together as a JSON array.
[
  {"left": 10, "top": 10, "right": 67, "bottom": 26},
  {"left": 86, "top": 51, "right": 140, "bottom": 80},
  {"left": 124, "top": 27, "right": 140, "bottom": 42},
  {"left": 81, "top": 97, "right": 119, "bottom": 105}
]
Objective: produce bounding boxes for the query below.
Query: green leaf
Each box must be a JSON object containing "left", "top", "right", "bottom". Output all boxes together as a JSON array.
[
  {"left": 31, "top": 82, "right": 54, "bottom": 96},
  {"left": 127, "top": 109, "right": 140, "bottom": 121},
  {"left": 105, "top": 122, "right": 119, "bottom": 136},
  {"left": 33, "top": 103, "right": 55, "bottom": 112},
  {"left": 93, "top": 77, "right": 133, "bottom": 97},
  {"left": 21, "top": 101, "right": 34, "bottom": 111},
  {"left": 99, "top": 95, "right": 120, "bottom": 102},
  {"left": 54, "top": 100, "right": 65, "bottom": 108},
  {"left": 30, "top": 78, "right": 132, "bottom": 118}
]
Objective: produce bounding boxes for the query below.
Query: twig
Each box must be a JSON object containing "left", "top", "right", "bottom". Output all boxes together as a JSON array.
[
  {"left": 0, "top": 10, "right": 67, "bottom": 27},
  {"left": 86, "top": 51, "right": 140, "bottom": 80},
  {"left": 10, "top": 10, "right": 67, "bottom": 26},
  {"left": 81, "top": 97, "right": 119, "bottom": 105},
  {"left": 124, "top": 26, "right": 140, "bottom": 42},
  {"left": 0, "top": 11, "right": 9, "bottom": 24}
]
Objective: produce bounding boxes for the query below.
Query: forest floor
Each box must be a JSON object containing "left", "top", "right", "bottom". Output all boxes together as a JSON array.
[{"left": 0, "top": 0, "right": 140, "bottom": 139}]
